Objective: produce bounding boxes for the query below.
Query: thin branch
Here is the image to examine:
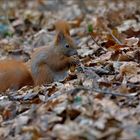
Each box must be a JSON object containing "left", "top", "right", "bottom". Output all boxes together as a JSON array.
[
  {"left": 75, "top": 86, "right": 138, "bottom": 98},
  {"left": 91, "top": 87, "right": 138, "bottom": 98},
  {"left": 90, "top": 33, "right": 102, "bottom": 47},
  {"left": 89, "top": 33, "right": 107, "bottom": 52},
  {"left": 107, "top": 27, "right": 123, "bottom": 45}
]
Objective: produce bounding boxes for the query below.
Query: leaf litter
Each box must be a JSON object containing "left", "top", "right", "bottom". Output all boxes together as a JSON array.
[{"left": 0, "top": 0, "right": 140, "bottom": 140}]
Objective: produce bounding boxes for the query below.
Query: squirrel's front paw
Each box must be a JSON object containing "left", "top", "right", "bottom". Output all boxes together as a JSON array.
[{"left": 69, "top": 56, "right": 80, "bottom": 65}]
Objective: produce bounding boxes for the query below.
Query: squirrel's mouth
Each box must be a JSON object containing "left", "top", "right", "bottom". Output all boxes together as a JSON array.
[{"left": 68, "top": 50, "right": 78, "bottom": 56}]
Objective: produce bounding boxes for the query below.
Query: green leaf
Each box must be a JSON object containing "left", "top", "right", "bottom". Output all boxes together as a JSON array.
[
  {"left": 74, "top": 96, "right": 82, "bottom": 104},
  {"left": 0, "top": 24, "right": 13, "bottom": 37},
  {"left": 4, "top": 31, "right": 13, "bottom": 37},
  {"left": 88, "top": 24, "right": 93, "bottom": 33}
]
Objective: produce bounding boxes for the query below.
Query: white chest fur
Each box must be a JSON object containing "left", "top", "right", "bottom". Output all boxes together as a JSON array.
[{"left": 53, "top": 70, "right": 68, "bottom": 82}]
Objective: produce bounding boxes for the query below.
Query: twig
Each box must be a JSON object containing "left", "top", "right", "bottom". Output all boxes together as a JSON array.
[
  {"left": 75, "top": 86, "right": 138, "bottom": 98},
  {"left": 107, "top": 27, "right": 123, "bottom": 45},
  {"left": 89, "top": 32, "right": 107, "bottom": 52},
  {"left": 91, "top": 87, "right": 138, "bottom": 98},
  {"left": 89, "top": 33, "right": 102, "bottom": 47},
  {"left": 88, "top": 24, "right": 107, "bottom": 52}
]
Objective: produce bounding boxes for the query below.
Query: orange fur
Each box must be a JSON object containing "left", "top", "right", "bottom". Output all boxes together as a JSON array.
[
  {"left": 0, "top": 60, "right": 34, "bottom": 92},
  {"left": 54, "top": 20, "right": 70, "bottom": 36}
]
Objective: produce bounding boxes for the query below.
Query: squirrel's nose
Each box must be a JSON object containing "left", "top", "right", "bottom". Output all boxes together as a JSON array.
[
  {"left": 68, "top": 49, "right": 78, "bottom": 56},
  {"left": 72, "top": 50, "right": 78, "bottom": 56}
]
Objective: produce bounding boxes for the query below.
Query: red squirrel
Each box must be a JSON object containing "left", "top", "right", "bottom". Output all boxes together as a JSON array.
[
  {"left": 0, "top": 20, "right": 79, "bottom": 91},
  {"left": 31, "top": 20, "right": 78, "bottom": 85}
]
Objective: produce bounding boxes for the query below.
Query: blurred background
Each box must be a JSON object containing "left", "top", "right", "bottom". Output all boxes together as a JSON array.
[{"left": 0, "top": 0, "right": 139, "bottom": 60}]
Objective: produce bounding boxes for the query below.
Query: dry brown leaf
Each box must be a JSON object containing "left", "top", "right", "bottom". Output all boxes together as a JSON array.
[{"left": 119, "top": 62, "right": 139, "bottom": 76}]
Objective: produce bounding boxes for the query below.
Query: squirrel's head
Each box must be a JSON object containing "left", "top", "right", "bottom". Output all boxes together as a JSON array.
[{"left": 55, "top": 31, "right": 78, "bottom": 56}]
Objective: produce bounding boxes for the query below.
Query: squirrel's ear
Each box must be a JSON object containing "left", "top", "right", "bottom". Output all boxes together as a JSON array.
[{"left": 56, "top": 31, "right": 65, "bottom": 42}]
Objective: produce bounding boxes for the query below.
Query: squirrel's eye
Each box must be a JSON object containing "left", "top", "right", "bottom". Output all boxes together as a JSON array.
[{"left": 65, "top": 44, "right": 69, "bottom": 48}]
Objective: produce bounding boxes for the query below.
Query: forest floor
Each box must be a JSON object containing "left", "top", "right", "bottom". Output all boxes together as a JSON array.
[{"left": 0, "top": 0, "right": 140, "bottom": 139}]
